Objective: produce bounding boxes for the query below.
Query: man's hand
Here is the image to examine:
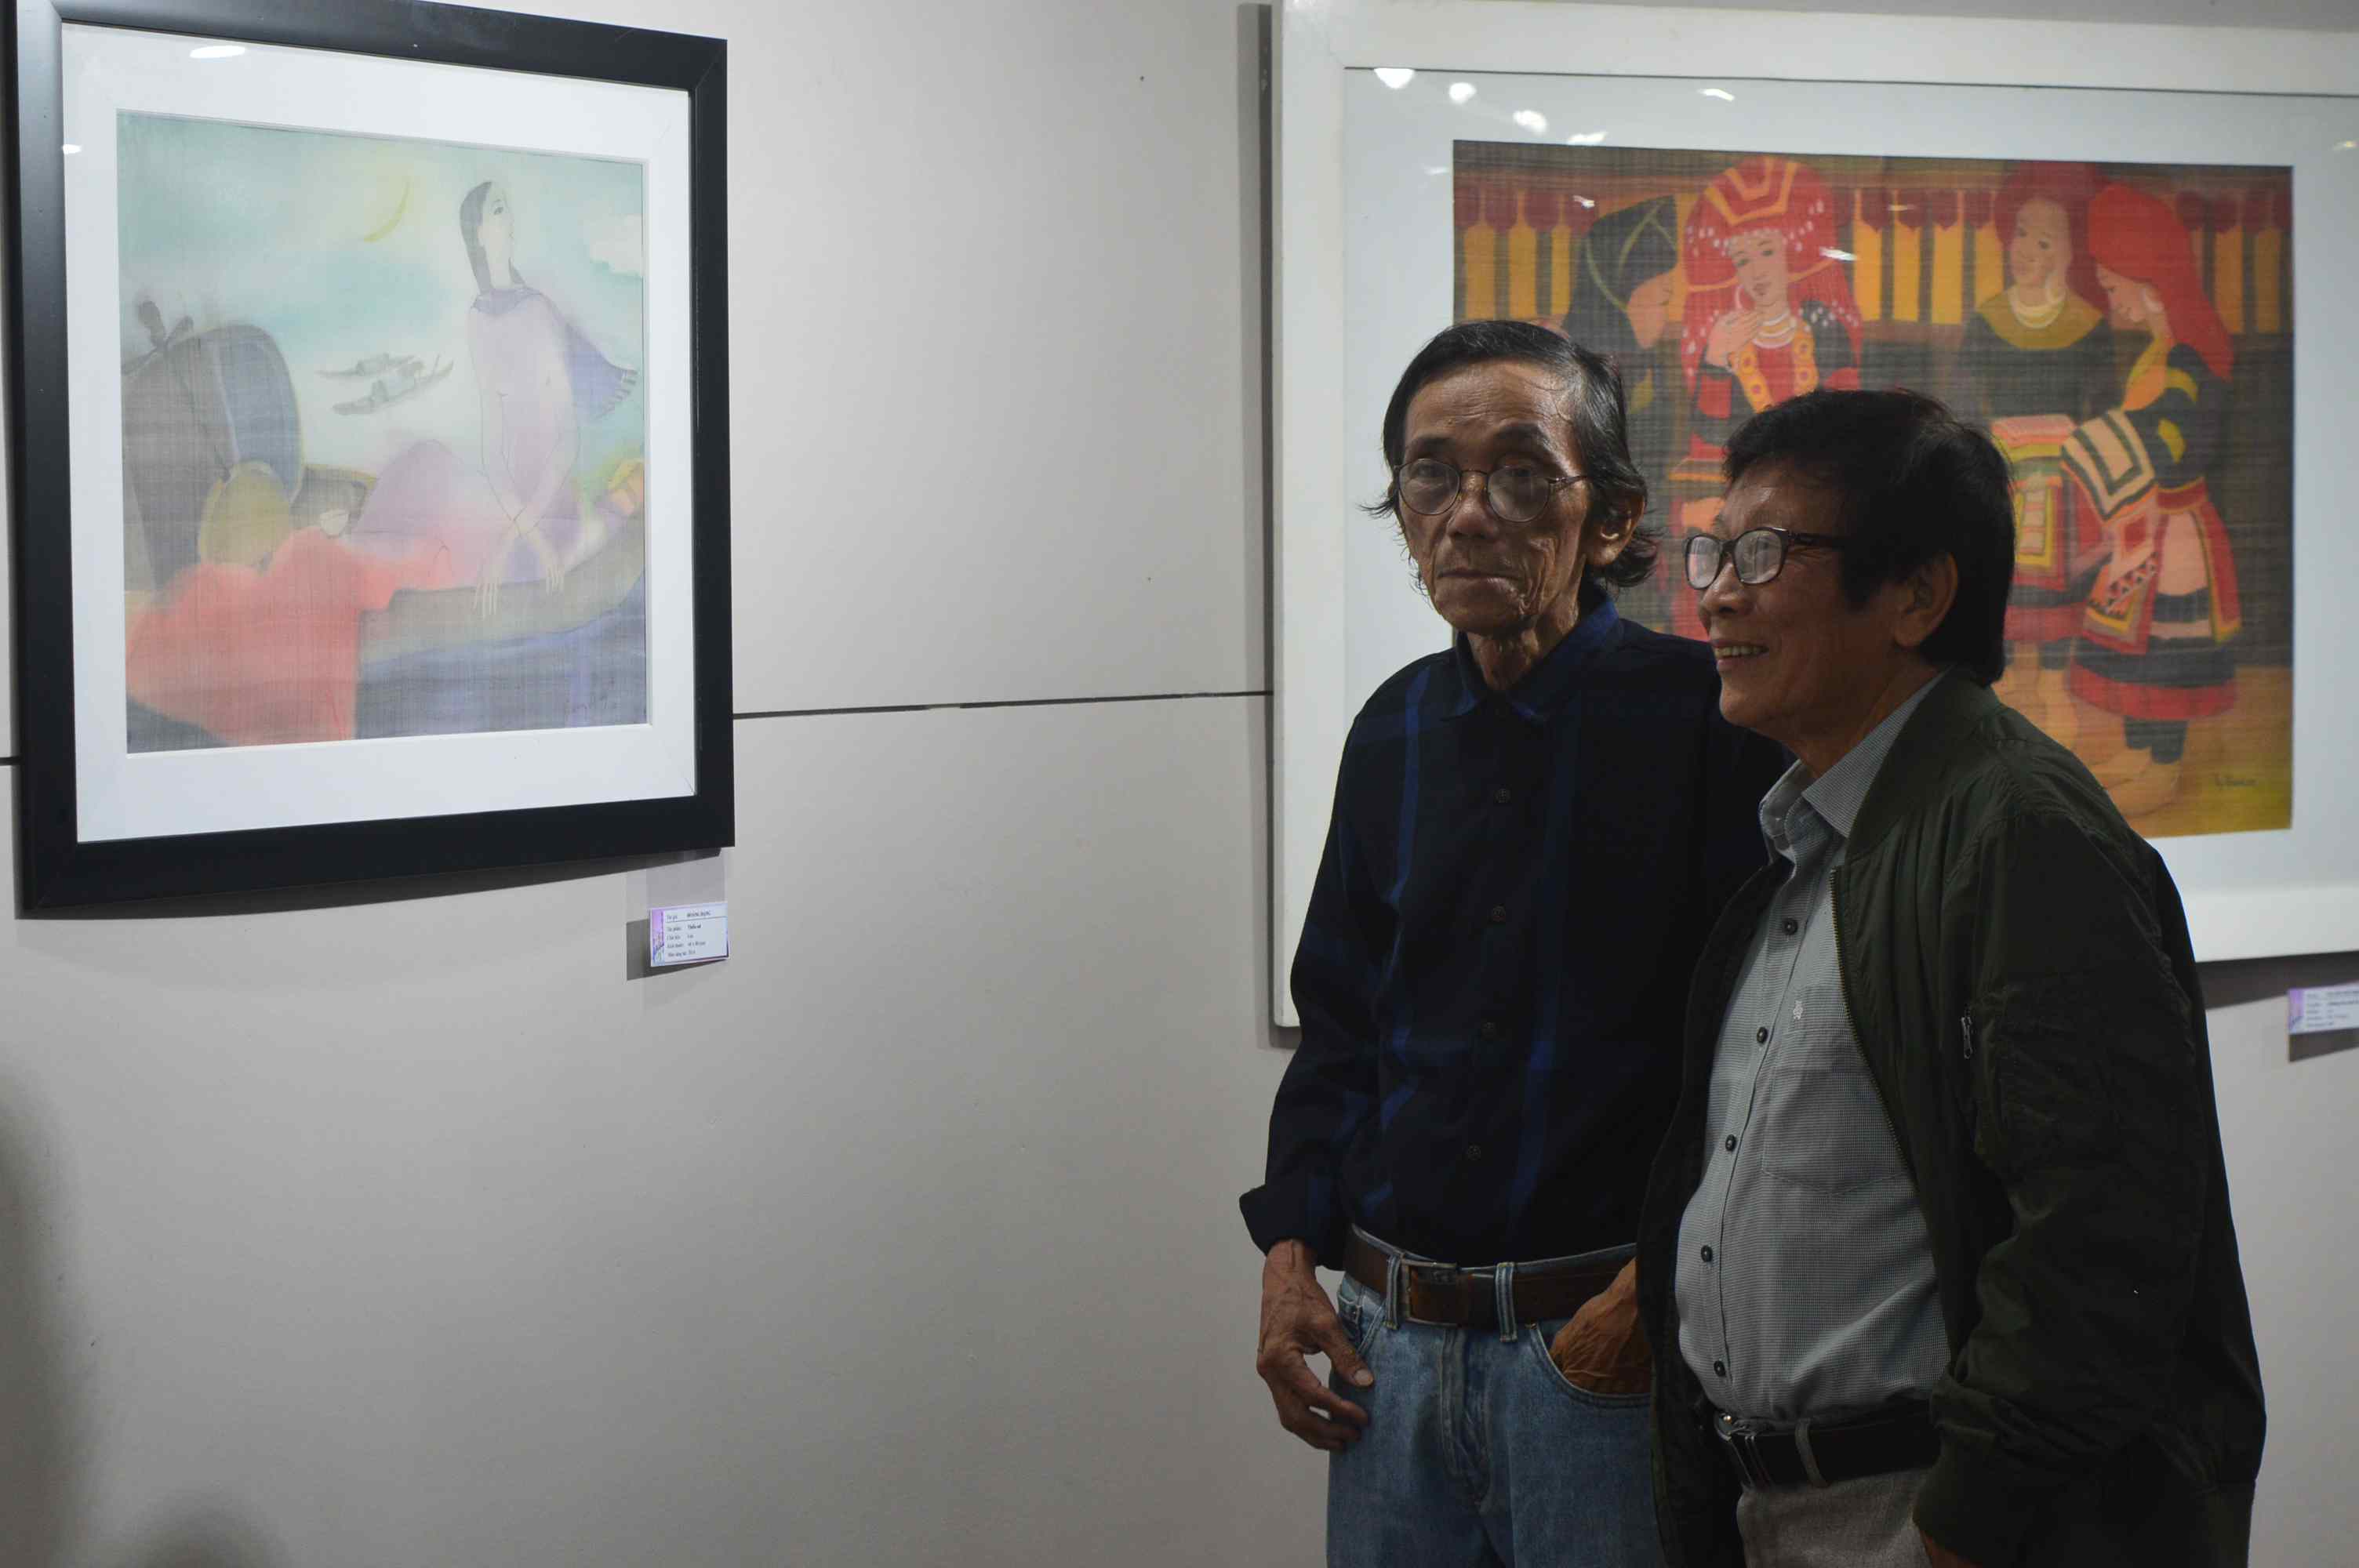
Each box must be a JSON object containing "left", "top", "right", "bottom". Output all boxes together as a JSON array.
[
  {"left": 1546, "top": 1258, "right": 1651, "bottom": 1396},
  {"left": 1255, "top": 1240, "right": 1374, "bottom": 1451},
  {"left": 1919, "top": 1530, "right": 1983, "bottom": 1568}
]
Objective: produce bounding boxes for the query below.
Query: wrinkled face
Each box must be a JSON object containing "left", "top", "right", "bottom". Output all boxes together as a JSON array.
[
  {"left": 1698, "top": 463, "right": 1903, "bottom": 750},
  {"left": 2009, "top": 198, "right": 2069, "bottom": 292},
  {"left": 2093, "top": 262, "right": 2154, "bottom": 328},
  {"left": 478, "top": 185, "right": 514, "bottom": 266},
  {"left": 1727, "top": 228, "right": 1790, "bottom": 310},
  {"left": 1394, "top": 361, "right": 1621, "bottom": 640},
  {"left": 1625, "top": 270, "right": 1677, "bottom": 349}
]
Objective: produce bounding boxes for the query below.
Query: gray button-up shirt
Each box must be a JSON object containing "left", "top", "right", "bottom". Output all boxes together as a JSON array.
[{"left": 1674, "top": 675, "right": 1950, "bottom": 1423}]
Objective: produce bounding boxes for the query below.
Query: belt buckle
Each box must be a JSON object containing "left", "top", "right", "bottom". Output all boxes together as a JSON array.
[
  {"left": 1714, "top": 1412, "right": 1774, "bottom": 1490},
  {"left": 1402, "top": 1261, "right": 1491, "bottom": 1327}
]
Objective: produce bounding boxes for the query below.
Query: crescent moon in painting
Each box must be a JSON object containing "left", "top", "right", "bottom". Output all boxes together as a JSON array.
[{"left": 361, "top": 178, "right": 411, "bottom": 243}]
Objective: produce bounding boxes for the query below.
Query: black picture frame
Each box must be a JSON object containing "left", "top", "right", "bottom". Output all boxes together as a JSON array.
[{"left": 3, "top": 0, "right": 732, "bottom": 907}]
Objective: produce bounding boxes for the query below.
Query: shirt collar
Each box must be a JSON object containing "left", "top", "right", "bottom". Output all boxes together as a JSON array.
[
  {"left": 1442, "top": 595, "right": 1622, "bottom": 723},
  {"left": 1760, "top": 670, "right": 1948, "bottom": 848}
]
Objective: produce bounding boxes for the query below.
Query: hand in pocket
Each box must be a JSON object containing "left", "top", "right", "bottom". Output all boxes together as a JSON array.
[{"left": 1547, "top": 1258, "right": 1652, "bottom": 1396}]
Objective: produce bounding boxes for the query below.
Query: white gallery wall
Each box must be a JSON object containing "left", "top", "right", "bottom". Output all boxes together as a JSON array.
[{"left": 0, "top": 1, "right": 2351, "bottom": 1565}]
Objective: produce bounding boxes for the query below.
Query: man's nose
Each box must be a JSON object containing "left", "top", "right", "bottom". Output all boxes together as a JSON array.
[
  {"left": 1445, "top": 474, "right": 1500, "bottom": 533},
  {"left": 1697, "top": 550, "right": 1746, "bottom": 622}
]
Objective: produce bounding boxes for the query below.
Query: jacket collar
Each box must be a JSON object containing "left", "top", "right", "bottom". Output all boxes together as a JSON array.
[
  {"left": 1441, "top": 595, "right": 1622, "bottom": 724},
  {"left": 1844, "top": 673, "right": 2008, "bottom": 858}
]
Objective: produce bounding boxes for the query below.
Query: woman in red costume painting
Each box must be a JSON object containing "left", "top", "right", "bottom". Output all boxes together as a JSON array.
[
  {"left": 2058, "top": 182, "right": 2242, "bottom": 818},
  {"left": 1967, "top": 162, "right": 2114, "bottom": 746},
  {"left": 1672, "top": 156, "right": 1862, "bottom": 635}
]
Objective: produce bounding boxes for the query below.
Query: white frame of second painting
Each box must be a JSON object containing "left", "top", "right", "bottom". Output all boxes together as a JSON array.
[{"left": 1273, "top": 1, "right": 2359, "bottom": 1023}]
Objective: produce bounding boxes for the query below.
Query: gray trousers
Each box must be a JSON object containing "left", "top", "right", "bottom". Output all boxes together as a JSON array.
[{"left": 1734, "top": 1467, "right": 1933, "bottom": 1568}]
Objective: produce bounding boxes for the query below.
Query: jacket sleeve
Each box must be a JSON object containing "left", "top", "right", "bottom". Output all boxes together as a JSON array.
[
  {"left": 1914, "top": 809, "right": 2212, "bottom": 1563},
  {"left": 1238, "top": 749, "right": 1388, "bottom": 1263}
]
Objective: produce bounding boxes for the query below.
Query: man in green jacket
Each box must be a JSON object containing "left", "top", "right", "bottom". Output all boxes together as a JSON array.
[{"left": 1637, "top": 387, "right": 2263, "bottom": 1566}]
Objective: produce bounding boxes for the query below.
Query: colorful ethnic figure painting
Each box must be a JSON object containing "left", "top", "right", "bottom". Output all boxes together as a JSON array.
[
  {"left": 116, "top": 114, "right": 649, "bottom": 753},
  {"left": 1454, "top": 144, "right": 2294, "bottom": 840}
]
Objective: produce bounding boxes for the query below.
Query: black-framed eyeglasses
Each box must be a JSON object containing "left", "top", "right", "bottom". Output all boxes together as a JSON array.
[
  {"left": 1685, "top": 526, "right": 1852, "bottom": 590},
  {"left": 1394, "top": 459, "right": 1589, "bottom": 524}
]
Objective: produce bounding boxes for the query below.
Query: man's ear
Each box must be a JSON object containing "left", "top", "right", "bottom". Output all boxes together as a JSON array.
[
  {"left": 1892, "top": 553, "right": 1960, "bottom": 653},
  {"left": 1587, "top": 496, "right": 1642, "bottom": 566}
]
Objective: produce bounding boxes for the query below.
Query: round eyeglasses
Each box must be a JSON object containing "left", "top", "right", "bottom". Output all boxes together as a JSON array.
[
  {"left": 1685, "top": 525, "right": 1852, "bottom": 590},
  {"left": 1394, "top": 459, "right": 1589, "bottom": 524}
]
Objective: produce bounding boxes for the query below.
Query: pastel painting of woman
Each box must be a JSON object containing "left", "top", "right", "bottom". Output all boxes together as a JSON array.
[
  {"left": 351, "top": 180, "right": 638, "bottom": 604},
  {"left": 114, "top": 114, "right": 650, "bottom": 751}
]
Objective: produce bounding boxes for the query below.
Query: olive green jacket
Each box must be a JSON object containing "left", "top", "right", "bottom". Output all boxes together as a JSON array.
[{"left": 1637, "top": 676, "right": 2265, "bottom": 1566}]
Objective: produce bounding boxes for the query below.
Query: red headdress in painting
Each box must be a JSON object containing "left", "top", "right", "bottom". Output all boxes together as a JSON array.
[
  {"left": 1677, "top": 156, "right": 1863, "bottom": 394},
  {"left": 2087, "top": 183, "right": 2233, "bottom": 379},
  {"left": 1991, "top": 161, "right": 2103, "bottom": 309}
]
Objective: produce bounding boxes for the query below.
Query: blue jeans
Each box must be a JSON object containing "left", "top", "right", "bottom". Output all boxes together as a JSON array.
[{"left": 1326, "top": 1250, "right": 1661, "bottom": 1567}]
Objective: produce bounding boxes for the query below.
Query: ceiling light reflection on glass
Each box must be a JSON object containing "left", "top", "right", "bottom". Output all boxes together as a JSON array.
[
  {"left": 1448, "top": 82, "right": 1477, "bottom": 105},
  {"left": 1699, "top": 87, "right": 1735, "bottom": 102},
  {"left": 1565, "top": 131, "right": 1608, "bottom": 146},
  {"left": 1513, "top": 110, "right": 1547, "bottom": 134},
  {"left": 1374, "top": 67, "right": 1416, "bottom": 90}
]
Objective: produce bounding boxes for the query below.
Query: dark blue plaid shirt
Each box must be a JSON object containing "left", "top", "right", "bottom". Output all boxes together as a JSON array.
[{"left": 1243, "top": 597, "right": 1784, "bottom": 1266}]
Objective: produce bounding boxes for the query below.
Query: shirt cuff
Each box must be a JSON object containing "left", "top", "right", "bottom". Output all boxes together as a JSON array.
[{"left": 1238, "top": 1174, "right": 1345, "bottom": 1263}]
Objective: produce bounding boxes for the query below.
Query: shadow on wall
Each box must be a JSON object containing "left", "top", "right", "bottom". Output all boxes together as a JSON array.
[
  {"left": 0, "top": 1087, "right": 78, "bottom": 1567},
  {"left": 111, "top": 1503, "right": 285, "bottom": 1568},
  {"left": 0, "top": 1085, "right": 285, "bottom": 1568}
]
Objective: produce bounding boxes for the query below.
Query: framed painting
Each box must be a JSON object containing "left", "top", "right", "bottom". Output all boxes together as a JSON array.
[
  {"left": 5, "top": 0, "right": 731, "bottom": 906},
  {"left": 1273, "top": 2, "right": 2359, "bottom": 1024},
  {"left": 1450, "top": 143, "right": 2292, "bottom": 838}
]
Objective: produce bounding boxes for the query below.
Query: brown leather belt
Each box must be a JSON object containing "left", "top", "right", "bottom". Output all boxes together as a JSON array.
[{"left": 1343, "top": 1231, "right": 1627, "bottom": 1331}]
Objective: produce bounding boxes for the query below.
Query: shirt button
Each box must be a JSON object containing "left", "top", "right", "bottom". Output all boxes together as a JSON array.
[
  {"left": 1478, "top": 1020, "right": 1500, "bottom": 1041},
  {"left": 1488, "top": 905, "right": 1508, "bottom": 925},
  {"left": 1755, "top": 1026, "right": 1768, "bottom": 1045},
  {"left": 1466, "top": 1144, "right": 1484, "bottom": 1163},
  {"left": 1724, "top": 1135, "right": 1738, "bottom": 1152},
  {"left": 1492, "top": 786, "right": 1512, "bottom": 804},
  {"left": 1782, "top": 918, "right": 1799, "bottom": 936},
  {"left": 1714, "top": 1359, "right": 1727, "bottom": 1377},
  {"left": 1701, "top": 1245, "right": 1714, "bottom": 1264}
]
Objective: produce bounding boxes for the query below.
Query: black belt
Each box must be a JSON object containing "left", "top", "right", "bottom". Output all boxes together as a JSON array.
[{"left": 1710, "top": 1401, "right": 1939, "bottom": 1490}]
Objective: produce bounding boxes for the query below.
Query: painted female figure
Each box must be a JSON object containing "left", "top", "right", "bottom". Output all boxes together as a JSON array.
[
  {"left": 1678, "top": 157, "right": 1863, "bottom": 454},
  {"left": 2058, "top": 182, "right": 2242, "bottom": 818},
  {"left": 1671, "top": 158, "right": 1862, "bottom": 634},
  {"left": 1964, "top": 162, "right": 2115, "bottom": 742},
  {"left": 354, "top": 181, "right": 637, "bottom": 604}
]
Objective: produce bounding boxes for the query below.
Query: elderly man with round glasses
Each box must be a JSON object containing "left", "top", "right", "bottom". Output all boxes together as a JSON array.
[
  {"left": 1637, "top": 387, "right": 2263, "bottom": 1568},
  {"left": 1243, "top": 318, "right": 1782, "bottom": 1566}
]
